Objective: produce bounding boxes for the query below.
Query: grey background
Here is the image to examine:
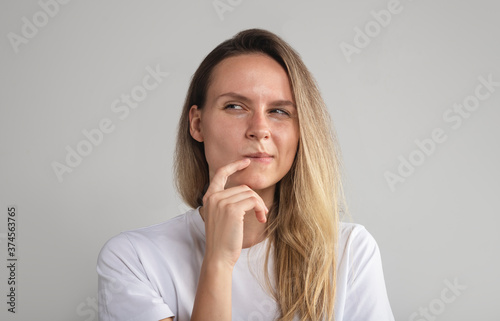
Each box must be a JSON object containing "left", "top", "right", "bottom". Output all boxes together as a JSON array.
[{"left": 1, "top": 0, "right": 499, "bottom": 320}]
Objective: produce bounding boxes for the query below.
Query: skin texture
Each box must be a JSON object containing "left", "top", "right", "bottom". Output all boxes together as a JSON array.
[{"left": 185, "top": 53, "right": 299, "bottom": 321}]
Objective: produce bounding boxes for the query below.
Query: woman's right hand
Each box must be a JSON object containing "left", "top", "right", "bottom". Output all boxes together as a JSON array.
[{"left": 201, "top": 158, "right": 269, "bottom": 269}]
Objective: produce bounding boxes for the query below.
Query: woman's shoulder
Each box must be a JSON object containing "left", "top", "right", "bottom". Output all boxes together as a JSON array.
[
  {"left": 339, "top": 221, "right": 376, "bottom": 242},
  {"left": 337, "top": 221, "right": 381, "bottom": 262},
  {"left": 335, "top": 222, "right": 394, "bottom": 320}
]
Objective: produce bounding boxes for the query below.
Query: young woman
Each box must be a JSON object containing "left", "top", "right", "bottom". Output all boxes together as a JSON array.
[{"left": 97, "top": 28, "right": 395, "bottom": 321}]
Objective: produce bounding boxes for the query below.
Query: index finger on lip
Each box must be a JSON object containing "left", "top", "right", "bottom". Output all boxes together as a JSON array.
[{"left": 206, "top": 158, "right": 251, "bottom": 193}]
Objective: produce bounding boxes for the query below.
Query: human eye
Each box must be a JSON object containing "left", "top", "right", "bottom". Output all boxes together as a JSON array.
[
  {"left": 224, "top": 104, "right": 244, "bottom": 110},
  {"left": 270, "top": 108, "right": 291, "bottom": 116}
]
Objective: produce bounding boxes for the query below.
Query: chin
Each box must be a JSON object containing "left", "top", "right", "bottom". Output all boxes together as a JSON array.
[
  {"left": 244, "top": 182, "right": 272, "bottom": 192},
  {"left": 229, "top": 173, "right": 274, "bottom": 191}
]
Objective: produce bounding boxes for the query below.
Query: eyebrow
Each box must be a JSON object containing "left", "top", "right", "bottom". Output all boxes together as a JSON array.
[{"left": 216, "top": 92, "right": 296, "bottom": 108}]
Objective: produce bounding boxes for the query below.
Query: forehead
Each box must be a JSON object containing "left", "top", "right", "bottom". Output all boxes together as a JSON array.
[{"left": 207, "top": 53, "right": 293, "bottom": 101}]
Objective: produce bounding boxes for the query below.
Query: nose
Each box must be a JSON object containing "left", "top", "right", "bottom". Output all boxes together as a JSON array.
[{"left": 246, "top": 110, "right": 270, "bottom": 140}]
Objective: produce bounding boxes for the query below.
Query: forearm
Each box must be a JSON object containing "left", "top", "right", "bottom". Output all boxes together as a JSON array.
[{"left": 190, "top": 258, "right": 233, "bottom": 320}]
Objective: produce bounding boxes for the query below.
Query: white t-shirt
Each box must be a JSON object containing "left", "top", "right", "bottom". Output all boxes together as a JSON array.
[{"left": 97, "top": 207, "right": 394, "bottom": 321}]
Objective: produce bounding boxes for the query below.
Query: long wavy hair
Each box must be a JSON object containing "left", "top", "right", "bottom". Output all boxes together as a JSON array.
[{"left": 174, "top": 28, "right": 347, "bottom": 321}]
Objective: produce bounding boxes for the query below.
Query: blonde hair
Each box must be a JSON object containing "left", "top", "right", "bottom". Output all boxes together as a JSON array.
[{"left": 174, "top": 29, "right": 348, "bottom": 320}]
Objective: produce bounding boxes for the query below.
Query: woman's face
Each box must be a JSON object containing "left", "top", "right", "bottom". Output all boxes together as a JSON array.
[{"left": 189, "top": 53, "right": 299, "bottom": 194}]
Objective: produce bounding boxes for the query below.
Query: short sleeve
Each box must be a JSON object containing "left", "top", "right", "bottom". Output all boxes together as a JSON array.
[
  {"left": 343, "top": 227, "right": 395, "bottom": 321},
  {"left": 97, "top": 233, "right": 175, "bottom": 321}
]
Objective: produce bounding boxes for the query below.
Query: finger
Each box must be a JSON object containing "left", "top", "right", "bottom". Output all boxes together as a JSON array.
[
  {"left": 225, "top": 197, "right": 268, "bottom": 223},
  {"left": 223, "top": 189, "right": 267, "bottom": 223},
  {"left": 205, "top": 185, "right": 254, "bottom": 204},
  {"left": 205, "top": 159, "right": 251, "bottom": 195},
  {"left": 255, "top": 207, "right": 268, "bottom": 223},
  {"left": 204, "top": 185, "right": 269, "bottom": 214},
  {"left": 217, "top": 189, "right": 268, "bottom": 214}
]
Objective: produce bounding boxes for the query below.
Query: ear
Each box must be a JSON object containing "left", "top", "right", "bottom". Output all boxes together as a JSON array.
[{"left": 189, "top": 105, "right": 203, "bottom": 142}]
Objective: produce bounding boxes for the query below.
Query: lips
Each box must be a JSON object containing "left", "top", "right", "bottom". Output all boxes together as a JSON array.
[
  {"left": 244, "top": 152, "right": 274, "bottom": 164},
  {"left": 244, "top": 152, "right": 273, "bottom": 158}
]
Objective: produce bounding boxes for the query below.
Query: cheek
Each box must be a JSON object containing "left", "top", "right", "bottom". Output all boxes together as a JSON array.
[
  {"left": 202, "top": 121, "right": 242, "bottom": 165},
  {"left": 202, "top": 113, "right": 241, "bottom": 139},
  {"left": 204, "top": 119, "right": 241, "bottom": 148},
  {"left": 275, "top": 124, "right": 300, "bottom": 162}
]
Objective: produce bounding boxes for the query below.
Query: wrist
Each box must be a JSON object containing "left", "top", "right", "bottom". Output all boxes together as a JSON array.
[{"left": 202, "top": 254, "right": 235, "bottom": 274}]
